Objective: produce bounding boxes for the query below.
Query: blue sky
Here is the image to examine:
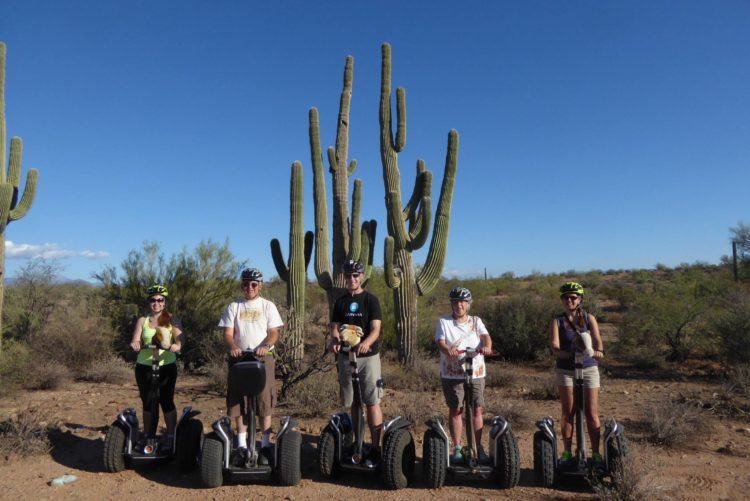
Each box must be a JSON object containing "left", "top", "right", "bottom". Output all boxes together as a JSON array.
[{"left": 2, "top": 1, "right": 749, "bottom": 281}]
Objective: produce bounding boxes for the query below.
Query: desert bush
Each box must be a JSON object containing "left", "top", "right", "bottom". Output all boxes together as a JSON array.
[
  {"left": 714, "top": 290, "right": 750, "bottom": 364},
  {"left": 396, "top": 391, "right": 434, "bottom": 428},
  {"left": 477, "top": 292, "right": 558, "bottom": 361},
  {"left": 590, "top": 447, "right": 666, "bottom": 501},
  {"left": 620, "top": 347, "right": 665, "bottom": 371},
  {"left": 2, "top": 258, "right": 61, "bottom": 343},
  {"left": 282, "top": 370, "right": 338, "bottom": 418},
  {"left": 80, "top": 357, "right": 132, "bottom": 384},
  {"left": 381, "top": 354, "right": 440, "bottom": 392},
  {"left": 485, "top": 362, "right": 516, "bottom": 388},
  {"left": 0, "top": 408, "right": 52, "bottom": 458},
  {"left": 24, "top": 362, "right": 72, "bottom": 391},
  {"left": 0, "top": 341, "right": 33, "bottom": 396},
  {"left": 483, "top": 397, "right": 532, "bottom": 430},
  {"left": 524, "top": 375, "right": 558, "bottom": 401},
  {"left": 645, "top": 400, "right": 713, "bottom": 448},
  {"left": 204, "top": 358, "right": 227, "bottom": 395}
]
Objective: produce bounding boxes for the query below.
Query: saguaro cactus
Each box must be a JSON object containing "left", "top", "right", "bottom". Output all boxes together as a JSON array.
[
  {"left": 379, "top": 43, "right": 459, "bottom": 366},
  {"left": 310, "top": 55, "right": 376, "bottom": 311},
  {"left": 0, "top": 42, "right": 39, "bottom": 351},
  {"left": 271, "top": 161, "right": 313, "bottom": 365}
]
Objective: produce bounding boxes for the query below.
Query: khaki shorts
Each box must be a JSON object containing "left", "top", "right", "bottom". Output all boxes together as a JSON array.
[
  {"left": 227, "top": 355, "right": 276, "bottom": 418},
  {"left": 555, "top": 366, "right": 600, "bottom": 389},
  {"left": 441, "top": 378, "right": 486, "bottom": 409},
  {"left": 337, "top": 353, "right": 383, "bottom": 407}
]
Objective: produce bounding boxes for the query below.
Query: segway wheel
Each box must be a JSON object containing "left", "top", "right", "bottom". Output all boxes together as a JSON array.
[
  {"left": 494, "top": 428, "right": 521, "bottom": 488},
  {"left": 533, "top": 431, "right": 555, "bottom": 487},
  {"left": 199, "top": 433, "right": 224, "bottom": 488},
  {"left": 176, "top": 418, "right": 203, "bottom": 471},
  {"left": 606, "top": 433, "right": 629, "bottom": 480},
  {"left": 422, "top": 429, "right": 447, "bottom": 489},
  {"left": 103, "top": 423, "right": 127, "bottom": 473},
  {"left": 317, "top": 428, "right": 338, "bottom": 478},
  {"left": 276, "top": 429, "right": 302, "bottom": 486},
  {"left": 383, "top": 427, "right": 415, "bottom": 489}
]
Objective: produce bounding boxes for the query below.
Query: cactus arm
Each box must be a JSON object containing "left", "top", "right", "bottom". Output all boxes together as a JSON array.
[
  {"left": 360, "top": 220, "right": 372, "bottom": 281},
  {"left": 270, "top": 238, "right": 290, "bottom": 283},
  {"left": 416, "top": 129, "right": 459, "bottom": 295},
  {"left": 407, "top": 169, "right": 432, "bottom": 238},
  {"left": 380, "top": 43, "right": 395, "bottom": 152},
  {"left": 347, "top": 179, "right": 362, "bottom": 261},
  {"left": 9, "top": 168, "right": 36, "bottom": 221},
  {"left": 385, "top": 190, "right": 410, "bottom": 249},
  {"left": 395, "top": 87, "right": 406, "bottom": 152},
  {"left": 309, "top": 107, "right": 333, "bottom": 291},
  {"left": 304, "top": 231, "right": 313, "bottom": 270},
  {"left": 327, "top": 147, "right": 337, "bottom": 174},
  {"left": 406, "top": 194, "right": 431, "bottom": 252},
  {"left": 402, "top": 159, "right": 426, "bottom": 222},
  {"left": 8, "top": 137, "right": 21, "bottom": 187},
  {"left": 334, "top": 56, "right": 353, "bottom": 170},
  {"left": 347, "top": 159, "right": 357, "bottom": 176},
  {"left": 0, "top": 183, "right": 12, "bottom": 233},
  {"left": 383, "top": 236, "right": 402, "bottom": 289}
]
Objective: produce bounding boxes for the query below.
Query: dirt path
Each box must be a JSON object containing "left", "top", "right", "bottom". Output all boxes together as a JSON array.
[{"left": 2, "top": 366, "right": 749, "bottom": 500}]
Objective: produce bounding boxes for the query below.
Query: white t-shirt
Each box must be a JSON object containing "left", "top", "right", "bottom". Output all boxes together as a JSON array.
[
  {"left": 218, "top": 297, "right": 284, "bottom": 351},
  {"left": 435, "top": 315, "right": 489, "bottom": 380}
]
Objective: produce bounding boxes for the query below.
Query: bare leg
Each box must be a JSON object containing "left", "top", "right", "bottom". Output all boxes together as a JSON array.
[
  {"left": 559, "top": 386, "right": 574, "bottom": 453},
  {"left": 473, "top": 406, "right": 484, "bottom": 447},
  {"left": 585, "top": 388, "right": 601, "bottom": 454},
  {"left": 448, "top": 407, "right": 463, "bottom": 447},
  {"left": 366, "top": 404, "right": 383, "bottom": 448}
]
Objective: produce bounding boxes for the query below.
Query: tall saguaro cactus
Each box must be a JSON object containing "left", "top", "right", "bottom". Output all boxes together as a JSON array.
[
  {"left": 0, "top": 42, "right": 39, "bottom": 351},
  {"left": 379, "top": 43, "right": 459, "bottom": 366},
  {"left": 310, "top": 55, "right": 376, "bottom": 311},
  {"left": 271, "top": 161, "right": 313, "bottom": 365}
]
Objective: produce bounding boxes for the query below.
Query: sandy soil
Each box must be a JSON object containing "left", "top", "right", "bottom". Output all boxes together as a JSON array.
[{"left": 2, "top": 362, "right": 750, "bottom": 500}]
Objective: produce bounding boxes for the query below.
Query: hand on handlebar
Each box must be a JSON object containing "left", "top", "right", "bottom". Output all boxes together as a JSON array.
[
  {"left": 356, "top": 340, "right": 372, "bottom": 355},
  {"left": 447, "top": 346, "right": 461, "bottom": 358},
  {"left": 130, "top": 340, "right": 141, "bottom": 352},
  {"left": 255, "top": 344, "right": 270, "bottom": 357},
  {"left": 478, "top": 346, "right": 493, "bottom": 356},
  {"left": 229, "top": 346, "right": 243, "bottom": 358},
  {"left": 168, "top": 344, "right": 181, "bottom": 353}
]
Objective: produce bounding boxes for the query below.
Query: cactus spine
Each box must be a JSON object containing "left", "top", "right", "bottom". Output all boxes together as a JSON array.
[
  {"left": 379, "top": 43, "right": 459, "bottom": 366},
  {"left": 271, "top": 161, "right": 313, "bottom": 366},
  {"left": 310, "top": 55, "right": 376, "bottom": 311},
  {"left": 0, "top": 42, "right": 40, "bottom": 352}
]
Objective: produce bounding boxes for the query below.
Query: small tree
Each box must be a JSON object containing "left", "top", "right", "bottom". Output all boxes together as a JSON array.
[
  {"left": 729, "top": 222, "right": 750, "bottom": 280},
  {"left": 3, "top": 258, "right": 61, "bottom": 342}
]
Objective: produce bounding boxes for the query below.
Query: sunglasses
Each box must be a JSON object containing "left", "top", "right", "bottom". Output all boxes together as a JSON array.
[
  {"left": 345, "top": 273, "right": 361, "bottom": 279},
  {"left": 563, "top": 295, "right": 580, "bottom": 301},
  {"left": 241, "top": 281, "right": 261, "bottom": 289},
  {"left": 149, "top": 297, "right": 165, "bottom": 304}
]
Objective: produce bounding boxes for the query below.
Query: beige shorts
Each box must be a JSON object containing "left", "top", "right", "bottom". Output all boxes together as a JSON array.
[
  {"left": 337, "top": 353, "right": 383, "bottom": 407},
  {"left": 555, "top": 366, "right": 600, "bottom": 389},
  {"left": 441, "top": 378, "right": 486, "bottom": 409},
  {"left": 227, "top": 355, "right": 276, "bottom": 418}
]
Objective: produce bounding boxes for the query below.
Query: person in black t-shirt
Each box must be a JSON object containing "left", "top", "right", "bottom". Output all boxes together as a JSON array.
[{"left": 328, "top": 260, "right": 384, "bottom": 460}]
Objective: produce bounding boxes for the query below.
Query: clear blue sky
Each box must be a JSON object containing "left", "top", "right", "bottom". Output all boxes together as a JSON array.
[{"left": 2, "top": 1, "right": 749, "bottom": 281}]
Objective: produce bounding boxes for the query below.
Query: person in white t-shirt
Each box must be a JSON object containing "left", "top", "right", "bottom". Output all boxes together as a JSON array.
[
  {"left": 435, "top": 287, "right": 493, "bottom": 464},
  {"left": 218, "top": 268, "right": 283, "bottom": 460}
]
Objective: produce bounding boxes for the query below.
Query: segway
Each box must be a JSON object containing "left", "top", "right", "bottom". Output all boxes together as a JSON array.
[
  {"left": 423, "top": 347, "right": 520, "bottom": 489},
  {"left": 199, "top": 349, "right": 301, "bottom": 487},
  {"left": 533, "top": 333, "right": 628, "bottom": 487},
  {"left": 317, "top": 326, "right": 415, "bottom": 489},
  {"left": 103, "top": 337, "right": 203, "bottom": 472}
]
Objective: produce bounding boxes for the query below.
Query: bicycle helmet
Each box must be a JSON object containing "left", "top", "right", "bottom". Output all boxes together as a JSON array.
[
  {"left": 449, "top": 287, "right": 472, "bottom": 302},
  {"left": 342, "top": 260, "right": 365, "bottom": 275},
  {"left": 559, "top": 282, "right": 585, "bottom": 297},
  {"left": 146, "top": 284, "right": 169, "bottom": 298},
  {"left": 240, "top": 268, "right": 263, "bottom": 282}
]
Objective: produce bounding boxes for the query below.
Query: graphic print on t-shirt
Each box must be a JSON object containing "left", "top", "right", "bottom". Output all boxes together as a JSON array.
[{"left": 239, "top": 309, "right": 261, "bottom": 323}]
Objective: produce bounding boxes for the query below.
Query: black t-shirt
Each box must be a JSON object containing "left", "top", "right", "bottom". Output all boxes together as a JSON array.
[{"left": 331, "top": 290, "right": 382, "bottom": 357}]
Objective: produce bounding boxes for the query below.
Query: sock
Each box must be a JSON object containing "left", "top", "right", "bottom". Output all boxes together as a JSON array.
[
  {"left": 237, "top": 432, "right": 247, "bottom": 448},
  {"left": 261, "top": 430, "right": 271, "bottom": 448}
]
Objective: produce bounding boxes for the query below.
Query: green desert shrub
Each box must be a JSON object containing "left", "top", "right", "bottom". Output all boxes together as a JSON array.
[
  {"left": 80, "top": 356, "right": 132, "bottom": 384},
  {"left": 645, "top": 401, "right": 713, "bottom": 448},
  {"left": 282, "top": 371, "right": 338, "bottom": 418},
  {"left": 713, "top": 290, "right": 750, "bottom": 364}
]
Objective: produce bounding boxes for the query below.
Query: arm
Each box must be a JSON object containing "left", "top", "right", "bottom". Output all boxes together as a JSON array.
[
  {"left": 437, "top": 339, "right": 459, "bottom": 358},
  {"left": 588, "top": 314, "right": 605, "bottom": 359},
  {"left": 479, "top": 333, "right": 492, "bottom": 355},
  {"left": 327, "top": 322, "right": 342, "bottom": 354},
  {"left": 169, "top": 324, "right": 184, "bottom": 353},
  {"left": 549, "top": 318, "right": 570, "bottom": 359},
  {"left": 256, "top": 326, "right": 280, "bottom": 357},
  {"left": 357, "top": 319, "right": 381, "bottom": 355},
  {"left": 224, "top": 327, "right": 242, "bottom": 358},
  {"left": 130, "top": 317, "right": 145, "bottom": 352}
]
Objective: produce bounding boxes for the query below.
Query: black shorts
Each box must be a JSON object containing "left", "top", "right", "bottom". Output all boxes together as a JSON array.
[{"left": 135, "top": 362, "right": 177, "bottom": 414}]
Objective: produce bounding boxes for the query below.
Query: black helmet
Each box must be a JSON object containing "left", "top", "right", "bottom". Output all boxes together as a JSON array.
[
  {"left": 449, "top": 287, "right": 472, "bottom": 302},
  {"left": 240, "top": 268, "right": 263, "bottom": 282},
  {"left": 342, "top": 260, "right": 365, "bottom": 275},
  {"left": 146, "top": 284, "right": 169, "bottom": 298}
]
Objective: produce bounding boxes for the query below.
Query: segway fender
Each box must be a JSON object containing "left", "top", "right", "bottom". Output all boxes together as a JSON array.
[
  {"left": 602, "top": 417, "right": 624, "bottom": 469},
  {"left": 383, "top": 416, "right": 410, "bottom": 436},
  {"left": 425, "top": 416, "right": 450, "bottom": 467},
  {"left": 116, "top": 408, "right": 139, "bottom": 454},
  {"left": 326, "top": 413, "right": 350, "bottom": 463},
  {"left": 275, "top": 415, "right": 299, "bottom": 466},
  {"left": 536, "top": 416, "right": 558, "bottom": 464},
  {"left": 211, "top": 417, "right": 233, "bottom": 469}
]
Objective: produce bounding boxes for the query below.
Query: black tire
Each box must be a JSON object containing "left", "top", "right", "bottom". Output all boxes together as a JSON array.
[
  {"left": 533, "top": 431, "right": 555, "bottom": 488},
  {"left": 103, "top": 423, "right": 127, "bottom": 473},
  {"left": 176, "top": 418, "right": 203, "bottom": 471},
  {"left": 494, "top": 428, "right": 521, "bottom": 488},
  {"left": 382, "top": 427, "right": 415, "bottom": 490},
  {"left": 606, "top": 433, "right": 629, "bottom": 479},
  {"left": 422, "top": 429, "right": 447, "bottom": 489},
  {"left": 317, "top": 428, "right": 338, "bottom": 479},
  {"left": 276, "top": 430, "right": 302, "bottom": 486},
  {"left": 199, "top": 433, "right": 224, "bottom": 488}
]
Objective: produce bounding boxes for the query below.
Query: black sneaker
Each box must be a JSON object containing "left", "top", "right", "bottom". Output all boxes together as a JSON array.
[
  {"left": 233, "top": 447, "right": 248, "bottom": 467},
  {"left": 259, "top": 446, "right": 272, "bottom": 466},
  {"left": 364, "top": 447, "right": 381, "bottom": 468}
]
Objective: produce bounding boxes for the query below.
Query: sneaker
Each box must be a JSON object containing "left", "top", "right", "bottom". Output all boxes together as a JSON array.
[
  {"left": 451, "top": 445, "right": 464, "bottom": 464},
  {"left": 233, "top": 447, "right": 248, "bottom": 467},
  {"left": 363, "top": 447, "right": 381, "bottom": 468},
  {"left": 560, "top": 450, "right": 573, "bottom": 464},
  {"left": 258, "top": 446, "right": 271, "bottom": 466},
  {"left": 591, "top": 452, "right": 604, "bottom": 464},
  {"left": 477, "top": 445, "right": 490, "bottom": 464}
]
